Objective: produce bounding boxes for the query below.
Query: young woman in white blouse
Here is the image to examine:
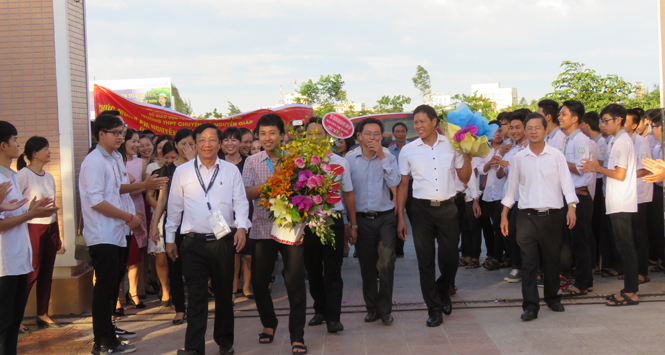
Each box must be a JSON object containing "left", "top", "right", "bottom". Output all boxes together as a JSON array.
[{"left": 16, "top": 136, "right": 60, "bottom": 329}]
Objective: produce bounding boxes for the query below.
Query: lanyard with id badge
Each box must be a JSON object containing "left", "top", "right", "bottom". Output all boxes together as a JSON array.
[{"left": 194, "top": 157, "right": 232, "bottom": 239}]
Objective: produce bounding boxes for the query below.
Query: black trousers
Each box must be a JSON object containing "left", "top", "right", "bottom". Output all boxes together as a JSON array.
[
  {"left": 591, "top": 179, "right": 605, "bottom": 266},
  {"left": 0, "top": 274, "right": 28, "bottom": 355},
  {"left": 516, "top": 209, "right": 564, "bottom": 313},
  {"left": 180, "top": 234, "right": 235, "bottom": 354},
  {"left": 568, "top": 193, "right": 594, "bottom": 290},
  {"left": 491, "top": 200, "right": 508, "bottom": 262},
  {"left": 610, "top": 213, "right": 639, "bottom": 293},
  {"left": 89, "top": 243, "right": 122, "bottom": 348},
  {"left": 600, "top": 211, "right": 621, "bottom": 271},
  {"left": 461, "top": 201, "right": 482, "bottom": 259},
  {"left": 356, "top": 212, "right": 397, "bottom": 315},
  {"left": 648, "top": 186, "right": 664, "bottom": 263},
  {"left": 507, "top": 204, "right": 521, "bottom": 269},
  {"left": 411, "top": 199, "right": 458, "bottom": 312},
  {"left": 252, "top": 238, "right": 306, "bottom": 344},
  {"left": 479, "top": 200, "right": 495, "bottom": 259},
  {"left": 303, "top": 217, "right": 345, "bottom": 322},
  {"left": 633, "top": 203, "right": 650, "bottom": 276},
  {"left": 395, "top": 179, "right": 414, "bottom": 255},
  {"left": 167, "top": 229, "right": 186, "bottom": 313}
]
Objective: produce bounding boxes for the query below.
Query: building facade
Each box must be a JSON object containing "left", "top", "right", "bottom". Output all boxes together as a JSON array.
[{"left": 470, "top": 83, "right": 518, "bottom": 110}]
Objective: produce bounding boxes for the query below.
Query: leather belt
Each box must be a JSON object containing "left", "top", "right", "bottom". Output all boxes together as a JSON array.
[
  {"left": 414, "top": 197, "right": 454, "bottom": 207},
  {"left": 185, "top": 232, "right": 217, "bottom": 241},
  {"left": 357, "top": 209, "right": 394, "bottom": 220},
  {"left": 575, "top": 187, "right": 589, "bottom": 196},
  {"left": 523, "top": 208, "right": 561, "bottom": 217}
]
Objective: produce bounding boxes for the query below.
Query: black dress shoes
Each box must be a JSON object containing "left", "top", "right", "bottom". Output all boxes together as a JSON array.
[
  {"left": 176, "top": 350, "right": 201, "bottom": 355},
  {"left": 548, "top": 303, "right": 565, "bottom": 312},
  {"left": 327, "top": 321, "right": 344, "bottom": 333},
  {"left": 219, "top": 346, "right": 235, "bottom": 355},
  {"left": 426, "top": 311, "right": 443, "bottom": 327},
  {"left": 381, "top": 313, "right": 393, "bottom": 325},
  {"left": 442, "top": 302, "right": 453, "bottom": 316},
  {"left": 520, "top": 309, "right": 538, "bottom": 321},
  {"left": 36, "top": 318, "right": 61, "bottom": 329},
  {"left": 364, "top": 312, "right": 380, "bottom": 322},
  {"left": 308, "top": 313, "right": 325, "bottom": 326}
]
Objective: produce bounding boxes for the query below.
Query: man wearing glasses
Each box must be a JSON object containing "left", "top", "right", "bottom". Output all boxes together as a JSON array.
[{"left": 346, "top": 117, "right": 400, "bottom": 325}]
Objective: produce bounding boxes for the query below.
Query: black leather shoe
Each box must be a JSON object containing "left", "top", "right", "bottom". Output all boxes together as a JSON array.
[
  {"left": 442, "top": 302, "right": 452, "bottom": 316},
  {"left": 36, "top": 318, "right": 61, "bottom": 329},
  {"left": 219, "top": 346, "right": 235, "bottom": 355},
  {"left": 308, "top": 313, "right": 325, "bottom": 326},
  {"left": 520, "top": 309, "right": 538, "bottom": 321},
  {"left": 381, "top": 313, "right": 393, "bottom": 325},
  {"left": 177, "top": 350, "right": 201, "bottom": 355},
  {"left": 426, "top": 311, "right": 443, "bottom": 327},
  {"left": 548, "top": 303, "right": 565, "bottom": 312},
  {"left": 364, "top": 312, "right": 380, "bottom": 322},
  {"left": 327, "top": 321, "right": 344, "bottom": 333}
]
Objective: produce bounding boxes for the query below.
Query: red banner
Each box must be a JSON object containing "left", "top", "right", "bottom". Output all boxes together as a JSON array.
[{"left": 94, "top": 85, "right": 314, "bottom": 135}]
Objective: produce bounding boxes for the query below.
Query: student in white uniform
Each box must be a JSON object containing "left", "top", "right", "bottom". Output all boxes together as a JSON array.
[
  {"left": 538, "top": 99, "right": 565, "bottom": 150},
  {"left": 500, "top": 113, "right": 578, "bottom": 321},
  {"left": 644, "top": 110, "right": 664, "bottom": 268},
  {"left": 582, "top": 104, "right": 639, "bottom": 307}
]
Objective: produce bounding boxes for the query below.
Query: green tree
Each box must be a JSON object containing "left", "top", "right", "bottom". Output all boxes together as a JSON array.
[
  {"left": 297, "top": 74, "right": 347, "bottom": 106},
  {"left": 374, "top": 95, "right": 412, "bottom": 113},
  {"left": 201, "top": 108, "right": 222, "bottom": 119},
  {"left": 412, "top": 65, "right": 432, "bottom": 103},
  {"left": 313, "top": 104, "right": 336, "bottom": 118},
  {"left": 452, "top": 92, "right": 497, "bottom": 117},
  {"left": 227, "top": 101, "right": 242, "bottom": 115},
  {"left": 172, "top": 84, "right": 193, "bottom": 116},
  {"left": 625, "top": 85, "right": 661, "bottom": 110}
]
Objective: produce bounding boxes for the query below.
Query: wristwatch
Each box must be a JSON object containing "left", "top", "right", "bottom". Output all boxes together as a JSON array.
[
  {"left": 350, "top": 225, "right": 358, "bottom": 229},
  {"left": 568, "top": 203, "right": 577, "bottom": 209}
]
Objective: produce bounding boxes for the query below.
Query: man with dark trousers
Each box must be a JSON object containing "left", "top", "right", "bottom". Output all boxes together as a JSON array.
[
  {"left": 389, "top": 122, "right": 410, "bottom": 257},
  {"left": 166, "top": 123, "right": 250, "bottom": 355},
  {"left": 500, "top": 112, "right": 578, "bottom": 321},
  {"left": 304, "top": 117, "right": 357, "bottom": 333},
  {"left": 397, "top": 104, "right": 472, "bottom": 327},
  {"left": 347, "top": 117, "right": 401, "bottom": 325}
]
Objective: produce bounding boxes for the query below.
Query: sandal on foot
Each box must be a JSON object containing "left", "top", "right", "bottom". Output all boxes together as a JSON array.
[
  {"left": 465, "top": 260, "right": 480, "bottom": 269},
  {"left": 606, "top": 291, "right": 639, "bottom": 307},
  {"left": 560, "top": 286, "right": 587, "bottom": 296},
  {"left": 258, "top": 328, "right": 276, "bottom": 344},
  {"left": 601, "top": 268, "right": 620, "bottom": 277},
  {"left": 458, "top": 258, "right": 469, "bottom": 267},
  {"left": 292, "top": 344, "right": 308, "bottom": 354},
  {"left": 639, "top": 276, "right": 650, "bottom": 284}
]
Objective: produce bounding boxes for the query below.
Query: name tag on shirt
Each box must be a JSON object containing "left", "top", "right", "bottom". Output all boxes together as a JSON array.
[{"left": 207, "top": 210, "right": 232, "bottom": 239}]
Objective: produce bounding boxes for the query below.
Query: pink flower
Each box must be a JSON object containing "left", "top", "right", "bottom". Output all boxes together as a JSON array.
[
  {"left": 292, "top": 195, "right": 313, "bottom": 212},
  {"left": 313, "top": 195, "right": 322, "bottom": 204},
  {"left": 296, "top": 170, "right": 312, "bottom": 190},
  {"left": 310, "top": 155, "right": 321, "bottom": 165},
  {"left": 307, "top": 176, "right": 319, "bottom": 189},
  {"left": 314, "top": 174, "right": 324, "bottom": 185},
  {"left": 294, "top": 157, "right": 305, "bottom": 169},
  {"left": 321, "top": 164, "right": 331, "bottom": 173},
  {"left": 453, "top": 125, "right": 478, "bottom": 142}
]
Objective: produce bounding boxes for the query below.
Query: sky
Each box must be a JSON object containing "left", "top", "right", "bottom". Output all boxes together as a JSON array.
[{"left": 86, "top": 0, "right": 661, "bottom": 116}]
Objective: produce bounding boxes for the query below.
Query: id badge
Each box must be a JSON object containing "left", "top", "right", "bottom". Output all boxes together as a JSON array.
[{"left": 207, "top": 210, "right": 232, "bottom": 239}]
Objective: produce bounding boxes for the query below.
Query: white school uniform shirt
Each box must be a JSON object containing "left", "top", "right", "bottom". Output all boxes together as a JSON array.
[
  {"left": 79, "top": 145, "right": 131, "bottom": 247},
  {"left": 593, "top": 134, "right": 607, "bottom": 166},
  {"left": 562, "top": 129, "right": 594, "bottom": 189},
  {"left": 17, "top": 168, "right": 57, "bottom": 224},
  {"left": 545, "top": 127, "right": 566, "bottom": 151},
  {"left": 587, "top": 139, "right": 598, "bottom": 200},
  {"left": 501, "top": 144, "right": 578, "bottom": 210},
  {"left": 0, "top": 166, "right": 33, "bottom": 277},
  {"left": 653, "top": 142, "right": 663, "bottom": 187},
  {"left": 602, "top": 135, "right": 614, "bottom": 197},
  {"left": 480, "top": 148, "right": 506, "bottom": 202},
  {"left": 501, "top": 141, "right": 528, "bottom": 201},
  {"left": 398, "top": 133, "right": 464, "bottom": 201},
  {"left": 632, "top": 132, "right": 653, "bottom": 204},
  {"left": 329, "top": 153, "right": 353, "bottom": 212},
  {"left": 647, "top": 133, "right": 658, "bottom": 152},
  {"left": 165, "top": 157, "right": 251, "bottom": 243},
  {"left": 605, "top": 130, "right": 637, "bottom": 214}
]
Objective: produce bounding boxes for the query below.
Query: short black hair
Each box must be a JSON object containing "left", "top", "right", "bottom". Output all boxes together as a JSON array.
[
  {"left": 563, "top": 100, "right": 585, "bottom": 123},
  {"left": 538, "top": 99, "right": 560, "bottom": 125},
  {"left": 221, "top": 127, "right": 242, "bottom": 141},
  {"left": 256, "top": 113, "right": 285, "bottom": 135},
  {"left": 173, "top": 129, "right": 193, "bottom": 144},
  {"left": 392, "top": 122, "right": 408, "bottom": 133},
  {"left": 142, "top": 129, "right": 155, "bottom": 136},
  {"left": 161, "top": 141, "right": 176, "bottom": 156},
  {"left": 193, "top": 123, "right": 222, "bottom": 142},
  {"left": 356, "top": 117, "right": 384, "bottom": 136},
  {"left": 17, "top": 136, "right": 49, "bottom": 170},
  {"left": 510, "top": 111, "right": 526, "bottom": 124},
  {"left": 305, "top": 116, "right": 323, "bottom": 129},
  {"left": 525, "top": 112, "right": 547, "bottom": 129},
  {"left": 582, "top": 111, "right": 600, "bottom": 132},
  {"left": 633, "top": 107, "right": 646, "bottom": 121},
  {"left": 600, "top": 103, "right": 627, "bottom": 126},
  {"left": 413, "top": 104, "right": 438, "bottom": 124},
  {"left": 92, "top": 110, "right": 124, "bottom": 141},
  {"left": 626, "top": 108, "right": 644, "bottom": 125},
  {"left": 497, "top": 111, "right": 512, "bottom": 123},
  {"left": 155, "top": 134, "right": 174, "bottom": 152},
  {"left": 239, "top": 127, "right": 253, "bottom": 137},
  {"left": 648, "top": 109, "right": 662, "bottom": 125},
  {"left": 0, "top": 121, "right": 17, "bottom": 145}
]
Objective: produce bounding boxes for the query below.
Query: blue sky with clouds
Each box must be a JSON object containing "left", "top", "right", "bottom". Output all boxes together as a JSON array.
[{"left": 86, "top": 0, "right": 660, "bottom": 115}]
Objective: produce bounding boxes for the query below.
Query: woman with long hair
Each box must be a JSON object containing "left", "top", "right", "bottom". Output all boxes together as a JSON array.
[
  {"left": 149, "top": 128, "right": 195, "bottom": 324},
  {"left": 16, "top": 137, "right": 60, "bottom": 330}
]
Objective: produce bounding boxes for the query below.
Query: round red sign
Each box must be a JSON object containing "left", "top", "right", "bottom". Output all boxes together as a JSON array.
[{"left": 322, "top": 112, "right": 354, "bottom": 139}]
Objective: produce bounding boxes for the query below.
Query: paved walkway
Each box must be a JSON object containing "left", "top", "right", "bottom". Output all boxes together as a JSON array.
[{"left": 18, "top": 236, "right": 665, "bottom": 355}]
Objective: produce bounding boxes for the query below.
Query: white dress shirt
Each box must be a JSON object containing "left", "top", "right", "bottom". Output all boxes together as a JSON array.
[
  {"left": 502, "top": 144, "right": 578, "bottom": 210},
  {"left": 653, "top": 142, "right": 663, "bottom": 187},
  {"left": 399, "top": 134, "right": 464, "bottom": 201},
  {"left": 165, "top": 157, "right": 251, "bottom": 243},
  {"left": 632, "top": 132, "right": 653, "bottom": 204},
  {"left": 593, "top": 134, "right": 607, "bottom": 166},
  {"left": 545, "top": 127, "right": 566, "bottom": 151},
  {"left": 602, "top": 135, "right": 614, "bottom": 197},
  {"left": 588, "top": 139, "right": 598, "bottom": 200},
  {"left": 605, "top": 130, "right": 637, "bottom": 214},
  {"left": 501, "top": 141, "right": 528, "bottom": 201},
  {"left": 329, "top": 153, "right": 353, "bottom": 212},
  {"left": 562, "top": 129, "right": 594, "bottom": 189},
  {"left": 79, "top": 145, "right": 131, "bottom": 247},
  {"left": 0, "top": 166, "right": 33, "bottom": 277},
  {"left": 17, "top": 168, "right": 57, "bottom": 224},
  {"left": 480, "top": 148, "right": 507, "bottom": 202}
]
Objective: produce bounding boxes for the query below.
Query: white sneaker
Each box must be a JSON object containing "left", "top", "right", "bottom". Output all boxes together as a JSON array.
[{"left": 506, "top": 269, "right": 522, "bottom": 283}]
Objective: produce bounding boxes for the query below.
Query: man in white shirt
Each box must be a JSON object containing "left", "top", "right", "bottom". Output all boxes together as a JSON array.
[
  {"left": 303, "top": 118, "right": 357, "bottom": 332},
  {"left": 582, "top": 104, "right": 639, "bottom": 307},
  {"left": 558, "top": 101, "right": 595, "bottom": 296},
  {"left": 644, "top": 110, "right": 664, "bottom": 267},
  {"left": 625, "top": 109, "right": 653, "bottom": 283},
  {"left": 165, "top": 123, "right": 250, "bottom": 355},
  {"left": 0, "top": 121, "right": 58, "bottom": 355},
  {"left": 500, "top": 113, "right": 578, "bottom": 321},
  {"left": 538, "top": 99, "right": 565, "bottom": 150},
  {"left": 397, "top": 105, "right": 472, "bottom": 327},
  {"left": 581, "top": 112, "right": 606, "bottom": 271}
]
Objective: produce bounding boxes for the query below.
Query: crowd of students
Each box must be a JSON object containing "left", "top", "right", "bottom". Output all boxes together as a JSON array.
[{"left": 0, "top": 100, "right": 664, "bottom": 354}]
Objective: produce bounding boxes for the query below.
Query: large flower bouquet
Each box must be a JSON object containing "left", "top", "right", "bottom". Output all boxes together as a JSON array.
[
  {"left": 440, "top": 103, "right": 498, "bottom": 158},
  {"left": 259, "top": 132, "right": 344, "bottom": 246}
]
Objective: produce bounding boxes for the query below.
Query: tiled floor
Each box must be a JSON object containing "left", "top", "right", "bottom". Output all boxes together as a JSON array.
[{"left": 18, "top": 236, "right": 665, "bottom": 354}]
